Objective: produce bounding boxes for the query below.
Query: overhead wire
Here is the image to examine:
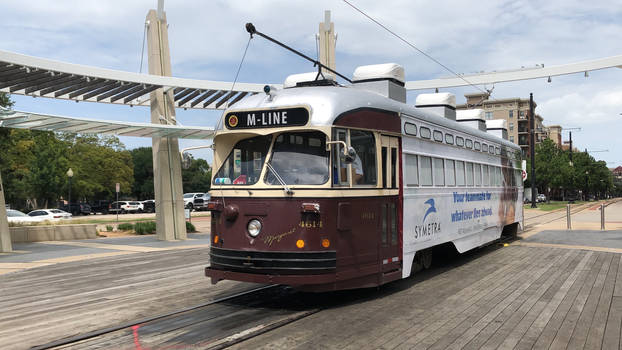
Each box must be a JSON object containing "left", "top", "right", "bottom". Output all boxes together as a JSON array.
[
  {"left": 139, "top": 21, "right": 148, "bottom": 73},
  {"left": 341, "top": 0, "right": 490, "bottom": 96}
]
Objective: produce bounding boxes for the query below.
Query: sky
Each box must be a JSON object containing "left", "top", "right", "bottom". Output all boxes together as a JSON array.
[{"left": 1, "top": 0, "right": 621, "bottom": 166}]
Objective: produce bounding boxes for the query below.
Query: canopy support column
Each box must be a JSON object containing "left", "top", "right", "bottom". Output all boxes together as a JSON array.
[
  {"left": 0, "top": 171, "right": 12, "bottom": 252},
  {"left": 147, "top": 7, "right": 186, "bottom": 241}
]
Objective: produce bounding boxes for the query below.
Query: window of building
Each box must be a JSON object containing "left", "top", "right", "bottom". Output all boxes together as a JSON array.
[
  {"left": 404, "top": 154, "right": 418, "bottom": 186},
  {"left": 520, "top": 111, "right": 525, "bottom": 117},
  {"left": 465, "top": 139, "right": 473, "bottom": 149},
  {"left": 474, "top": 141, "right": 481, "bottom": 151},
  {"left": 420, "top": 156, "right": 432, "bottom": 186},
  {"left": 404, "top": 122, "right": 417, "bottom": 136},
  {"left": 510, "top": 136, "right": 515, "bottom": 143},
  {"left": 456, "top": 160, "right": 465, "bottom": 186},
  {"left": 420, "top": 127, "right": 431, "bottom": 139},
  {"left": 509, "top": 122, "right": 514, "bottom": 131},
  {"left": 433, "top": 130, "right": 443, "bottom": 142},
  {"left": 456, "top": 136, "right": 465, "bottom": 147},
  {"left": 433, "top": 157, "right": 444, "bottom": 186},
  {"left": 466, "top": 162, "right": 474, "bottom": 186},
  {"left": 509, "top": 110, "right": 514, "bottom": 118},
  {"left": 445, "top": 159, "right": 456, "bottom": 186},
  {"left": 485, "top": 111, "right": 493, "bottom": 120},
  {"left": 445, "top": 133, "right": 454, "bottom": 145},
  {"left": 482, "top": 143, "right": 488, "bottom": 153},
  {"left": 474, "top": 163, "right": 481, "bottom": 186}
]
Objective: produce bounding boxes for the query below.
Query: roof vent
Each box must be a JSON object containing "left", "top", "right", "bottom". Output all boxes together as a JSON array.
[
  {"left": 456, "top": 109, "right": 487, "bottom": 132},
  {"left": 350, "top": 63, "right": 406, "bottom": 103},
  {"left": 485, "top": 119, "right": 508, "bottom": 140},
  {"left": 284, "top": 72, "right": 335, "bottom": 88},
  {"left": 415, "top": 93, "right": 456, "bottom": 120}
]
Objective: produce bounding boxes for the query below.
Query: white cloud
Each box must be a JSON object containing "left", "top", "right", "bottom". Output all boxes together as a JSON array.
[{"left": 1, "top": 0, "right": 622, "bottom": 165}]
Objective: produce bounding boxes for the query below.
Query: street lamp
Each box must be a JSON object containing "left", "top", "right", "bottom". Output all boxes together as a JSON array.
[{"left": 67, "top": 168, "right": 74, "bottom": 209}]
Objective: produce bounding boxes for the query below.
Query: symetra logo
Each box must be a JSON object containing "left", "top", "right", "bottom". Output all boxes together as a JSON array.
[
  {"left": 414, "top": 198, "right": 441, "bottom": 239},
  {"left": 423, "top": 198, "right": 437, "bottom": 222}
]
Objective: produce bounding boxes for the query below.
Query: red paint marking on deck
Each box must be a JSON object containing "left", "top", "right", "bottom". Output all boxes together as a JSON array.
[{"left": 132, "top": 324, "right": 143, "bottom": 350}]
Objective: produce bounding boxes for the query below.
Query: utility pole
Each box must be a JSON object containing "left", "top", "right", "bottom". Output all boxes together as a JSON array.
[
  {"left": 529, "top": 93, "right": 537, "bottom": 208},
  {"left": 147, "top": 0, "right": 187, "bottom": 241},
  {"left": 563, "top": 128, "right": 581, "bottom": 203}
]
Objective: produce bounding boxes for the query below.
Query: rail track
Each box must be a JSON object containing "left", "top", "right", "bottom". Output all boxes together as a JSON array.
[{"left": 30, "top": 284, "right": 321, "bottom": 350}]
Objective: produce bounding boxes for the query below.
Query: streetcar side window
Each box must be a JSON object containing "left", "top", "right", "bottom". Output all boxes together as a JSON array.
[
  {"left": 332, "top": 129, "right": 349, "bottom": 186},
  {"left": 404, "top": 122, "right": 417, "bottom": 136},
  {"left": 474, "top": 141, "right": 481, "bottom": 151},
  {"left": 445, "top": 159, "right": 456, "bottom": 186},
  {"left": 433, "top": 157, "right": 444, "bottom": 186},
  {"left": 445, "top": 133, "right": 454, "bottom": 145},
  {"left": 419, "top": 156, "right": 433, "bottom": 186},
  {"left": 456, "top": 136, "right": 465, "bottom": 147},
  {"left": 456, "top": 161, "right": 465, "bottom": 186},
  {"left": 482, "top": 165, "right": 489, "bottom": 186},
  {"left": 515, "top": 169, "right": 522, "bottom": 186},
  {"left": 420, "top": 127, "right": 431, "bottom": 139},
  {"left": 465, "top": 139, "right": 473, "bottom": 149},
  {"left": 482, "top": 143, "right": 488, "bottom": 153},
  {"left": 404, "top": 154, "right": 418, "bottom": 186},
  {"left": 433, "top": 130, "right": 443, "bottom": 142},
  {"left": 466, "top": 162, "right": 474, "bottom": 186},
  {"left": 351, "top": 130, "right": 377, "bottom": 186},
  {"left": 474, "top": 163, "right": 482, "bottom": 186}
]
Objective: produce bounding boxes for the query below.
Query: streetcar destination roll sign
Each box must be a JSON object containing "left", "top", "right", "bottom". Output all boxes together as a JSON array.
[{"left": 225, "top": 107, "right": 309, "bottom": 129}]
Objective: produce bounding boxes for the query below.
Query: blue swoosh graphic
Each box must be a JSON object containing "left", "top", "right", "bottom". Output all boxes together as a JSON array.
[{"left": 423, "top": 198, "right": 437, "bottom": 223}]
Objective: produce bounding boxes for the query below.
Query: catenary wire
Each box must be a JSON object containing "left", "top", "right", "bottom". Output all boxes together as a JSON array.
[{"left": 341, "top": 0, "right": 489, "bottom": 95}]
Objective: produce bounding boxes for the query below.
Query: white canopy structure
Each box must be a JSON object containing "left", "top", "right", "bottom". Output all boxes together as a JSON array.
[
  {"left": 0, "top": 50, "right": 274, "bottom": 110},
  {"left": 0, "top": 108, "right": 214, "bottom": 139}
]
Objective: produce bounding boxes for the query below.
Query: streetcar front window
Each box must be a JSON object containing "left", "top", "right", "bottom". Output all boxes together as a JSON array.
[
  {"left": 213, "top": 135, "right": 272, "bottom": 185},
  {"left": 265, "top": 131, "right": 329, "bottom": 185}
]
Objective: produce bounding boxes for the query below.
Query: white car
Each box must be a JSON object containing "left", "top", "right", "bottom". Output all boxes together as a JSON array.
[
  {"left": 6, "top": 209, "right": 45, "bottom": 224},
  {"left": 28, "top": 209, "right": 72, "bottom": 221}
]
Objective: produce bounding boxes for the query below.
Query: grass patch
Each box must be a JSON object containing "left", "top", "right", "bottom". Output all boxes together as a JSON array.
[
  {"left": 117, "top": 223, "right": 134, "bottom": 231},
  {"left": 524, "top": 200, "right": 588, "bottom": 211},
  {"left": 135, "top": 221, "right": 156, "bottom": 235},
  {"left": 186, "top": 221, "right": 196, "bottom": 233}
]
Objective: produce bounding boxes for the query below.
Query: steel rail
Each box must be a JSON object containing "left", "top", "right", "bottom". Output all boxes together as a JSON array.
[{"left": 29, "top": 284, "right": 280, "bottom": 350}]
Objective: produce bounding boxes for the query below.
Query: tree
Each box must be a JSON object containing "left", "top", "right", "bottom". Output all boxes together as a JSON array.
[
  {"left": 182, "top": 155, "right": 212, "bottom": 193},
  {"left": 130, "top": 147, "right": 154, "bottom": 199}
]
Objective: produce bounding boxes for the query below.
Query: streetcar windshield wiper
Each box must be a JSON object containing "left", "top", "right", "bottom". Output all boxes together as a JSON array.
[{"left": 265, "top": 162, "right": 293, "bottom": 195}]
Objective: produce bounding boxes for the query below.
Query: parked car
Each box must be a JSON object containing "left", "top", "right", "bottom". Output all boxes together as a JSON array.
[
  {"left": 108, "top": 201, "right": 140, "bottom": 214},
  {"left": 183, "top": 193, "right": 207, "bottom": 211},
  {"left": 28, "top": 209, "right": 72, "bottom": 221},
  {"left": 59, "top": 202, "right": 92, "bottom": 216},
  {"left": 141, "top": 200, "right": 155, "bottom": 213},
  {"left": 89, "top": 200, "right": 111, "bottom": 215},
  {"left": 6, "top": 209, "right": 44, "bottom": 224},
  {"left": 536, "top": 194, "right": 546, "bottom": 203}
]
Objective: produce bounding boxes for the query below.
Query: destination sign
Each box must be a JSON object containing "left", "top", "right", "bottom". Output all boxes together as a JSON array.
[{"left": 224, "top": 107, "right": 309, "bottom": 129}]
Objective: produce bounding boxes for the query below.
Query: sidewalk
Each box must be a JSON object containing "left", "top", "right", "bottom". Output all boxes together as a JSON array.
[{"left": 0, "top": 233, "right": 211, "bottom": 275}]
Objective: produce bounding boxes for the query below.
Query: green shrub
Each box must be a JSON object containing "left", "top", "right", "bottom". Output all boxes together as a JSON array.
[
  {"left": 106, "top": 225, "right": 113, "bottom": 232},
  {"left": 117, "top": 223, "right": 134, "bottom": 231},
  {"left": 186, "top": 221, "right": 196, "bottom": 233},
  {"left": 135, "top": 221, "right": 156, "bottom": 235}
]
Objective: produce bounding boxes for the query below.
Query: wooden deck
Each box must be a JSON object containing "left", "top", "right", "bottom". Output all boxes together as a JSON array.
[
  {"left": 232, "top": 244, "right": 622, "bottom": 350},
  {"left": 2, "top": 236, "right": 622, "bottom": 349}
]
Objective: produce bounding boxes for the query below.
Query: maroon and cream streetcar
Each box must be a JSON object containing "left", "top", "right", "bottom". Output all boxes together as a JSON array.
[{"left": 204, "top": 61, "right": 523, "bottom": 291}]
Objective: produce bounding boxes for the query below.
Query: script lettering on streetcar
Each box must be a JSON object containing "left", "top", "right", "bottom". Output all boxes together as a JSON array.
[{"left": 262, "top": 227, "right": 296, "bottom": 246}]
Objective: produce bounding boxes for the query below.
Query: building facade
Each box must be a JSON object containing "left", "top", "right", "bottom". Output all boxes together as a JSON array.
[{"left": 456, "top": 92, "right": 560, "bottom": 156}]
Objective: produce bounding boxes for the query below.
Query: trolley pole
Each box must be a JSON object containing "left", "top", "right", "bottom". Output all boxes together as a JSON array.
[{"left": 529, "top": 93, "right": 537, "bottom": 208}]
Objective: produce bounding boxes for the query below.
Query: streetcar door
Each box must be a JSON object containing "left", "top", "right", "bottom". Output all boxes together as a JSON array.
[{"left": 380, "top": 135, "right": 400, "bottom": 274}]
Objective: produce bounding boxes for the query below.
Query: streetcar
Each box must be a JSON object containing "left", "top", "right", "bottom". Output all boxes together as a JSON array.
[{"left": 204, "top": 63, "right": 523, "bottom": 291}]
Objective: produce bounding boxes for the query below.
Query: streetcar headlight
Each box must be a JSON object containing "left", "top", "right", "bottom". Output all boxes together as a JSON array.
[{"left": 247, "top": 219, "right": 262, "bottom": 237}]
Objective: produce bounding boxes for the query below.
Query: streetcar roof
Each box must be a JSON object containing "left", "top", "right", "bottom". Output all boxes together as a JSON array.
[{"left": 221, "top": 84, "right": 520, "bottom": 151}]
